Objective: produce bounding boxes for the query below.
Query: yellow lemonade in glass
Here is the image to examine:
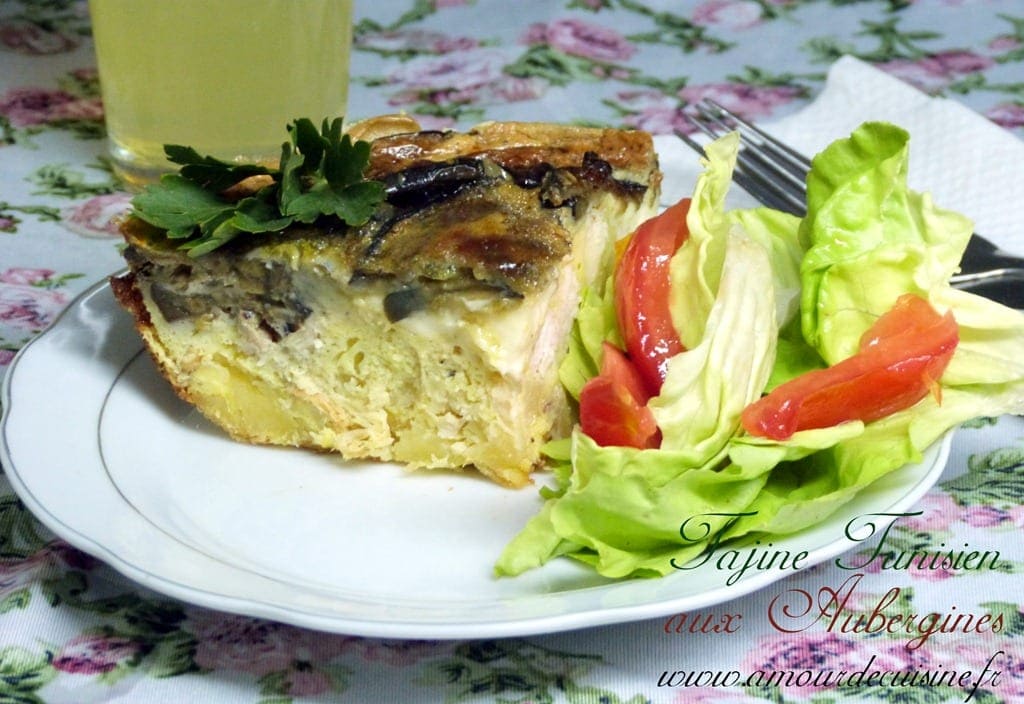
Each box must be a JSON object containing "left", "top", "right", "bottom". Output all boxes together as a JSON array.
[{"left": 89, "top": 0, "right": 352, "bottom": 187}]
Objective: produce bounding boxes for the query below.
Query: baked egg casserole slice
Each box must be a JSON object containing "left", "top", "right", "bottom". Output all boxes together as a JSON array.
[{"left": 111, "top": 116, "right": 661, "bottom": 487}]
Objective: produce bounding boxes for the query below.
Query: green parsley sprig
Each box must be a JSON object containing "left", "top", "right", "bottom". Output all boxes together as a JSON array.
[{"left": 130, "top": 118, "right": 385, "bottom": 256}]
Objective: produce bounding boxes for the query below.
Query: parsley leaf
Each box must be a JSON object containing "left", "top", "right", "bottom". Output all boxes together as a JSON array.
[
  {"left": 279, "top": 118, "right": 386, "bottom": 224},
  {"left": 129, "top": 117, "right": 383, "bottom": 256},
  {"left": 131, "top": 174, "right": 234, "bottom": 239},
  {"left": 165, "top": 145, "right": 275, "bottom": 192}
]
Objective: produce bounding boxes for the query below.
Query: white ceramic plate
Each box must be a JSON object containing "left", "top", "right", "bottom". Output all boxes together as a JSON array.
[{"left": 1, "top": 279, "right": 951, "bottom": 639}]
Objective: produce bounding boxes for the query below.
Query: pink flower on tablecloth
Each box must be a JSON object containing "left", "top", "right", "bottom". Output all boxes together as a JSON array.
[
  {"left": 0, "top": 19, "right": 80, "bottom": 54},
  {"left": 742, "top": 632, "right": 858, "bottom": 698},
  {"left": 358, "top": 28, "right": 480, "bottom": 55},
  {"left": 899, "top": 491, "right": 960, "bottom": 532},
  {"left": 433, "top": 0, "right": 470, "bottom": 7},
  {"left": 858, "top": 549, "right": 958, "bottom": 580},
  {"left": 62, "top": 193, "right": 133, "bottom": 239},
  {"left": 283, "top": 667, "right": 334, "bottom": 697},
  {"left": 387, "top": 49, "right": 507, "bottom": 91},
  {"left": 0, "top": 552, "right": 49, "bottom": 597},
  {"left": 625, "top": 104, "right": 689, "bottom": 134},
  {"left": 1006, "top": 505, "right": 1024, "bottom": 527},
  {"left": 692, "top": 0, "right": 765, "bottom": 30},
  {"left": 982, "top": 648, "right": 1024, "bottom": 699},
  {"left": 679, "top": 82, "right": 802, "bottom": 120},
  {"left": 987, "top": 102, "right": 1024, "bottom": 130},
  {"left": 445, "top": 75, "right": 548, "bottom": 105},
  {"left": 907, "top": 561, "right": 957, "bottom": 581},
  {"left": 615, "top": 89, "right": 689, "bottom": 135},
  {"left": 0, "top": 273, "right": 68, "bottom": 332},
  {"left": 961, "top": 504, "right": 1010, "bottom": 527},
  {"left": 356, "top": 639, "right": 447, "bottom": 666},
  {"left": 989, "top": 34, "right": 1023, "bottom": 54},
  {"left": 0, "top": 349, "right": 14, "bottom": 367},
  {"left": 857, "top": 638, "right": 934, "bottom": 671},
  {"left": 743, "top": 633, "right": 931, "bottom": 699},
  {"left": 589, "top": 64, "right": 632, "bottom": 80},
  {"left": 0, "top": 542, "right": 96, "bottom": 599},
  {"left": 928, "top": 638, "right": 1024, "bottom": 698},
  {"left": 491, "top": 76, "right": 548, "bottom": 101},
  {"left": 856, "top": 549, "right": 956, "bottom": 581},
  {"left": 188, "top": 612, "right": 350, "bottom": 677},
  {"left": 0, "top": 87, "right": 76, "bottom": 127},
  {"left": 522, "top": 18, "right": 635, "bottom": 62},
  {"left": 927, "top": 50, "right": 994, "bottom": 74},
  {"left": 0, "top": 267, "right": 54, "bottom": 286},
  {"left": 876, "top": 51, "right": 994, "bottom": 94},
  {"left": 52, "top": 95, "right": 103, "bottom": 122},
  {"left": 52, "top": 634, "right": 144, "bottom": 674},
  {"left": 0, "top": 87, "right": 102, "bottom": 128},
  {"left": 190, "top": 614, "right": 303, "bottom": 675},
  {"left": 388, "top": 58, "right": 546, "bottom": 113},
  {"left": 51, "top": 541, "right": 100, "bottom": 571}
]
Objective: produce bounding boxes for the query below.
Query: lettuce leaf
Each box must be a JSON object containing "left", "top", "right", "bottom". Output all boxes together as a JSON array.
[
  {"left": 715, "top": 123, "right": 1024, "bottom": 541},
  {"left": 497, "top": 121, "right": 1024, "bottom": 580},
  {"left": 668, "top": 132, "right": 736, "bottom": 348},
  {"left": 799, "top": 122, "right": 973, "bottom": 364},
  {"left": 651, "top": 229, "right": 777, "bottom": 459}
]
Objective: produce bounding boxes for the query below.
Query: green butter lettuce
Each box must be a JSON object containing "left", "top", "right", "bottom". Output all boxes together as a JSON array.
[
  {"left": 651, "top": 228, "right": 777, "bottom": 459},
  {"left": 668, "top": 131, "right": 736, "bottom": 349},
  {"left": 495, "top": 121, "right": 1024, "bottom": 580},
  {"left": 799, "top": 122, "right": 973, "bottom": 363}
]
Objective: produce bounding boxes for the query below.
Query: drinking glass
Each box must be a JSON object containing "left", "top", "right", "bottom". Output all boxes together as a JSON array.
[{"left": 89, "top": 0, "right": 353, "bottom": 187}]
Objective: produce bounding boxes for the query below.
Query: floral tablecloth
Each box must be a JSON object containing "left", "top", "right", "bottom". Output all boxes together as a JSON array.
[{"left": 3, "top": 1, "right": 1024, "bottom": 703}]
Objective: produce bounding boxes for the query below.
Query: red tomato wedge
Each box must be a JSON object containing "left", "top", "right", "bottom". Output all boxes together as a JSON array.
[
  {"left": 615, "top": 198, "right": 691, "bottom": 397},
  {"left": 579, "top": 342, "right": 660, "bottom": 449},
  {"left": 741, "top": 294, "right": 959, "bottom": 440}
]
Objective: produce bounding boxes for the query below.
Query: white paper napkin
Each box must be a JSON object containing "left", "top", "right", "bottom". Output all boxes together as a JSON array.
[{"left": 655, "top": 55, "right": 1024, "bottom": 256}]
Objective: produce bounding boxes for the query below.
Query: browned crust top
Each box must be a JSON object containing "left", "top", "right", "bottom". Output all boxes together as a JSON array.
[{"left": 366, "top": 120, "right": 657, "bottom": 180}]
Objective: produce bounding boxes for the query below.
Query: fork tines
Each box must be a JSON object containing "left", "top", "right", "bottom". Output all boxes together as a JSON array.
[
  {"left": 676, "top": 98, "right": 1024, "bottom": 302},
  {"left": 679, "top": 98, "right": 809, "bottom": 216}
]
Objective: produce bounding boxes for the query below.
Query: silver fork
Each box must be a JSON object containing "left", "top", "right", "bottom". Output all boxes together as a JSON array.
[{"left": 678, "top": 98, "right": 1024, "bottom": 309}]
